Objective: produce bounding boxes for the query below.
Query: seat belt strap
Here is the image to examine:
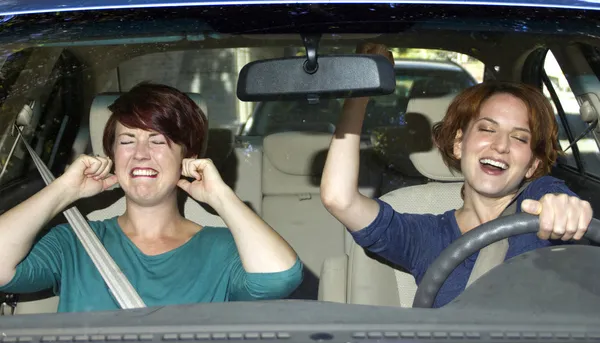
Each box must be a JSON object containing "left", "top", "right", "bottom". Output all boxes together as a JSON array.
[
  {"left": 466, "top": 181, "right": 531, "bottom": 288},
  {"left": 16, "top": 125, "right": 146, "bottom": 309}
]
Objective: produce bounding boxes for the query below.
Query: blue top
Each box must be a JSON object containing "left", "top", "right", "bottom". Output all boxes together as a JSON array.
[
  {"left": 0, "top": 217, "right": 303, "bottom": 312},
  {"left": 350, "top": 175, "right": 577, "bottom": 308}
]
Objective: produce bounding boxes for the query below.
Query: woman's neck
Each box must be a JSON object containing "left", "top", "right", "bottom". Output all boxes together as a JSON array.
[
  {"left": 118, "top": 193, "right": 190, "bottom": 239},
  {"left": 456, "top": 184, "right": 518, "bottom": 234}
]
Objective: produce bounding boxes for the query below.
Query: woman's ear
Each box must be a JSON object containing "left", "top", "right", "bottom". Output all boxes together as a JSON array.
[
  {"left": 525, "top": 157, "right": 541, "bottom": 179},
  {"left": 453, "top": 129, "right": 463, "bottom": 159}
]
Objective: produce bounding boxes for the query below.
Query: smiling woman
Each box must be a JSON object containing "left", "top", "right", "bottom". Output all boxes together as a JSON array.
[
  {"left": 432, "top": 82, "right": 561, "bottom": 199},
  {"left": 0, "top": 82, "right": 303, "bottom": 313},
  {"left": 319, "top": 43, "right": 594, "bottom": 308}
]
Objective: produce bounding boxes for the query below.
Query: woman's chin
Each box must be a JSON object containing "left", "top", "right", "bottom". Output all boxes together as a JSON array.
[
  {"left": 471, "top": 181, "right": 520, "bottom": 199},
  {"left": 123, "top": 184, "right": 179, "bottom": 206},
  {"left": 124, "top": 190, "right": 165, "bottom": 206}
]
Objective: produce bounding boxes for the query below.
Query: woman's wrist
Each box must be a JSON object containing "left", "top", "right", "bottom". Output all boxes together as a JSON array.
[
  {"left": 208, "top": 185, "right": 238, "bottom": 213},
  {"left": 344, "top": 97, "right": 369, "bottom": 108}
]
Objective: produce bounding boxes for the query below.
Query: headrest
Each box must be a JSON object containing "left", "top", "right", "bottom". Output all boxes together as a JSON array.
[
  {"left": 411, "top": 148, "right": 463, "bottom": 182},
  {"left": 408, "top": 93, "right": 463, "bottom": 181},
  {"left": 372, "top": 92, "right": 463, "bottom": 182},
  {"left": 263, "top": 131, "right": 332, "bottom": 176},
  {"left": 89, "top": 92, "right": 208, "bottom": 157},
  {"left": 371, "top": 92, "right": 398, "bottom": 107}
]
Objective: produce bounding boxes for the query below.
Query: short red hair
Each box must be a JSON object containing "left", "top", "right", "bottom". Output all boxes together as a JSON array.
[
  {"left": 102, "top": 82, "right": 208, "bottom": 159},
  {"left": 432, "top": 81, "right": 561, "bottom": 180}
]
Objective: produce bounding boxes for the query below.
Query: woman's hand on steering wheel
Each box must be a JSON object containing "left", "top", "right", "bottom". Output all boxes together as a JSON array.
[
  {"left": 177, "top": 158, "right": 229, "bottom": 207},
  {"left": 521, "top": 194, "right": 593, "bottom": 241}
]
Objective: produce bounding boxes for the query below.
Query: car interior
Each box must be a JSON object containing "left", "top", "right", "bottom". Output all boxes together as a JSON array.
[{"left": 1, "top": 4, "right": 600, "bottom": 338}]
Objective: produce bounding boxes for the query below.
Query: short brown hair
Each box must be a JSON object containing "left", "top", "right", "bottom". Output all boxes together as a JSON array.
[
  {"left": 432, "top": 81, "right": 561, "bottom": 180},
  {"left": 102, "top": 82, "right": 208, "bottom": 159}
]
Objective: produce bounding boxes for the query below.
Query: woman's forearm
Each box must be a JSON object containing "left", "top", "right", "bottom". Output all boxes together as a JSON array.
[
  {"left": 211, "top": 187, "right": 298, "bottom": 273},
  {"left": 320, "top": 98, "right": 380, "bottom": 231},
  {"left": 0, "top": 178, "right": 75, "bottom": 285}
]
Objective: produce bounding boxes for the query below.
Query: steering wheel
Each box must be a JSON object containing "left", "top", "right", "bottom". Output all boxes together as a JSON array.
[{"left": 412, "top": 212, "right": 600, "bottom": 308}]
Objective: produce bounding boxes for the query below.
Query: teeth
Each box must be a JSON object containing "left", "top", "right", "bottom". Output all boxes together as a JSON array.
[
  {"left": 480, "top": 158, "right": 508, "bottom": 170},
  {"left": 132, "top": 169, "right": 158, "bottom": 176}
]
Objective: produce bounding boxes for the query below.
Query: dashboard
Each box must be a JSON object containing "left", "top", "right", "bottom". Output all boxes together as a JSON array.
[{"left": 0, "top": 246, "right": 599, "bottom": 343}]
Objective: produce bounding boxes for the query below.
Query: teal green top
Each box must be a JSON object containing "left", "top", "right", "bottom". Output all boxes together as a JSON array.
[{"left": 0, "top": 217, "right": 303, "bottom": 312}]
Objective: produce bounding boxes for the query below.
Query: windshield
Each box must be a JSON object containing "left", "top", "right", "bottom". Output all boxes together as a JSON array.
[{"left": 0, "top": 1, "right": 600, "bottom": 336}]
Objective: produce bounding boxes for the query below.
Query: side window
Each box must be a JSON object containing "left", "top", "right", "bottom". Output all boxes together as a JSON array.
[
  {"left": 542, "top": 50, "right": 600, "bottom": 177},
  {"left": 0, "top": 49, "right": 34, "bottom": 187},
  {"left": 33, "top": 51, "right": 84, "bottom": 173},
  {"left": 0, "top": 50, "right": 83, "bottom": 188}
]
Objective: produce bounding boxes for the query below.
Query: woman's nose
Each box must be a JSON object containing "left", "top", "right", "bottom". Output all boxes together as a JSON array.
[
  {"left": 491, "top": 134, "right": 510, "bottom": 153},
  {"left": 134, "top": 142, "right": 151, "bottom": 160}
]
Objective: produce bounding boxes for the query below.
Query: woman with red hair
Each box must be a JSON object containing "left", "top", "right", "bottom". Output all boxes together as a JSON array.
[
  {"left": 321, "top": 43, "right": 593, "bottom": 308},
  {"left": 0, "top": 82, "right": 302, "bottom": 312}
]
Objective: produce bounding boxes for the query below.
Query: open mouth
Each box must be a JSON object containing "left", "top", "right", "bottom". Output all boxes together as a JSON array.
[
  {"left": 479, "top": 158, "right": 509, "bottom": 174},
  {"left": 130, "top": 168, "right": 159, "bottom": 178}
]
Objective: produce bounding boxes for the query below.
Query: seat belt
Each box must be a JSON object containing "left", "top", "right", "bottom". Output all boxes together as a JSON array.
[
  {"left": 15, "top": 125, "right": 146, "bottom": 309},
  {"left": 465, "top": 180, "right": 531, "bottom": 288}
]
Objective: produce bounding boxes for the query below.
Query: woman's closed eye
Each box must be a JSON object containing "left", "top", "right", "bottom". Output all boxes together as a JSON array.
[
  {"left": 512, "top": 135, "right": 529, "bottom": 144},
  {"left": 151, "top": 140, "right": 166, "bottom": 145},
  {"left": 119, "top": 141, "right": 134, "bottom": 145}
]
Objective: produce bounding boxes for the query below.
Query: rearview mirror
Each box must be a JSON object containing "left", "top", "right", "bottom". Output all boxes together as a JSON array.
[{"left": 236, "top": 54, "right": 395, "bottom": 101}]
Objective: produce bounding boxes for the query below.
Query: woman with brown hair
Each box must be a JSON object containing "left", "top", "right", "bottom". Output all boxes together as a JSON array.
[
  {"left": 0, "top": 82, "right": 302, "bottom": 312},
  {"left": 320, "top": 44, "right": 593, "bottom": 308}
]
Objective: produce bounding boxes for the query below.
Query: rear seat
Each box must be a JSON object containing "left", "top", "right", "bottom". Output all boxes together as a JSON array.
[{"left": 261, "top": 131, "right": 382, "bottom": 299}]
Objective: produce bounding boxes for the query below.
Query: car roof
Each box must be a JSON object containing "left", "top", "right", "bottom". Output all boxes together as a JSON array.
[{"left": 2, "top": 0, "right": 600, "bottom": 16}]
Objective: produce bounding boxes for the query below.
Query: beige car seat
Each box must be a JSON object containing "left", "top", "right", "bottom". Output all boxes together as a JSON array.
[{"left": 261, "top": 131, "right": 382, "bottom": 299}]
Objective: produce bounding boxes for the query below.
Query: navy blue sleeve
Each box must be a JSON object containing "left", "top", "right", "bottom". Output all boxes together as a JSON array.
[
  {"left": 349, "top": 199, "right": 452, "bottom": 274},
  {"left": 518, "top": 176, "right": 578, "bottom": 204}
]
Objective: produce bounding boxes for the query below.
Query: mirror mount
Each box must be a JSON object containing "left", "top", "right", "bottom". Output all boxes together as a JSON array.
[{"left": 302, "top": 34, "right": 321, "bottom": 74}]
